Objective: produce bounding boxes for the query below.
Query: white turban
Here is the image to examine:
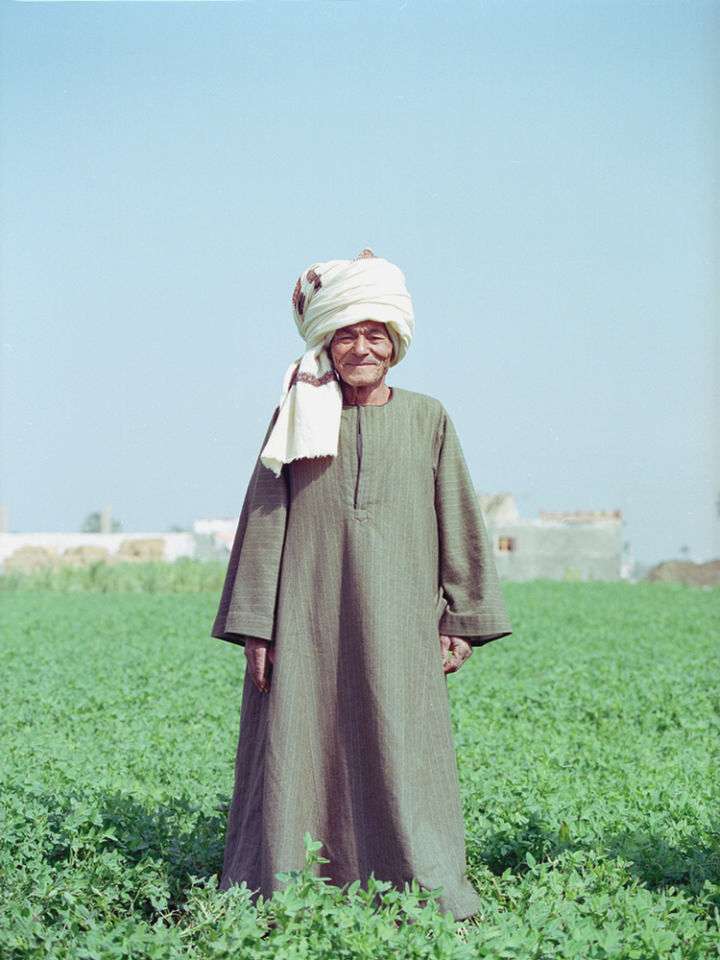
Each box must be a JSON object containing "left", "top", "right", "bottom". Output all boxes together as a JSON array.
[{"left": 261, "top": 251, "right": 414, "bottom": 475}]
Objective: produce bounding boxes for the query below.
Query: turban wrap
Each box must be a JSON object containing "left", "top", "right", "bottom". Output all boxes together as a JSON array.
[{"left": 261, "top": 251, "right": 414, "bottom": 475}]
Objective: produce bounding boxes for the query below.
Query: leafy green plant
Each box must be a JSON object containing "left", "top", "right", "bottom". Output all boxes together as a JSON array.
[
  {"left": 1, "top": 582, "right": 718, "bottom": 958},
  {"left": 0, "top": 558, "right": 227, "bottom": 595}
]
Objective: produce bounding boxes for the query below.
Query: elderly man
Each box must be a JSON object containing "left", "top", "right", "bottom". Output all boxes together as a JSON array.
[{"left": 212, "top": 250, "right": 511, "bottom": 920}]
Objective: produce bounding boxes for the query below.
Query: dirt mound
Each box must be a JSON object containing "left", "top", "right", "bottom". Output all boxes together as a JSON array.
[
  {"left": 116, "top": 538, "right": 165, "bottom": 562},
  {"left": 61, "top": 545, "right": 110, "bottom": 567},
  {"left": 644, "top": 559, "right": 720, "bottom": 586},
  {"left": 4, "top": 546, "right": 59, "bottom": 572}
]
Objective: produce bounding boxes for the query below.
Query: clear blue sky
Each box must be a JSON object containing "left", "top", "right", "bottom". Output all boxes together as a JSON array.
[{"left": 2, "top": 0, "right": 718, "bottom": 565}]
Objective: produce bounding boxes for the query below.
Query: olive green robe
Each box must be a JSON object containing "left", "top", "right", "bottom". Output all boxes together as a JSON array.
[{"left": 212, "top": 388, "right": 511, "bottom": 919}]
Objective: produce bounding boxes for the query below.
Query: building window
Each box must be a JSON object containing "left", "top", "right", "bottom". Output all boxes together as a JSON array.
[{"left": 497, "top": 536, "right": 515, "bottom": 553}]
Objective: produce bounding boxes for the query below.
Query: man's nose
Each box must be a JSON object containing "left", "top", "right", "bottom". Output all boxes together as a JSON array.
[{"left": 353, "top": 336, "right": 370, "bottom": 354}]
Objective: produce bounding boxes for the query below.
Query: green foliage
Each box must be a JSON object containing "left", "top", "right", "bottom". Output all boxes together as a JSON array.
[
  {"left": 185, "top": 835, "right": 471, "bottom": 959},
  {"left": 0, "top": 558, "right": 227, "bottom": 595},
  {"left": 1, "top": 583, "right": 718, "bottom": 958}
]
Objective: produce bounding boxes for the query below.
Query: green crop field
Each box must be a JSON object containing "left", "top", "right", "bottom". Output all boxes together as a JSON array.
[{"left": 1, "top": 571, "right": 718, "bottom": 959}]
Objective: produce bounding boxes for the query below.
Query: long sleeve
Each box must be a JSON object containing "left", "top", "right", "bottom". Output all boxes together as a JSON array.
[
  {"left": 434, "top": 413, "right": 511, "bottom": 647},
  {"left": 211, "top": 415, "right": 289, "bottom": 645}
]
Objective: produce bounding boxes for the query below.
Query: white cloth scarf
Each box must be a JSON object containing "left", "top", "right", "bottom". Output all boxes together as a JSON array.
[{"left": 261, "top": 253, "right": 414, "bottom": 475}]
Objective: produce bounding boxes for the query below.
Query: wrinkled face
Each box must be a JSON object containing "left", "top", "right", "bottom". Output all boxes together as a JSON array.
[{"left": 329, "top": 321, "right": 394, "bottom": 389}]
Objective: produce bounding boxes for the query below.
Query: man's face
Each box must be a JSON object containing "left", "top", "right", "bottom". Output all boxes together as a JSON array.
[{"left": 329, "top": 321, "right": 394, "bottom": 389}]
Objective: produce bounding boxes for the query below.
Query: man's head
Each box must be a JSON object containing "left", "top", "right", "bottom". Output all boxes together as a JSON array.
[
  {"left": 261, "top": 252, "right": 413, "bottom": 472},
  {"left": 329, "top": 320, "right": 394, "bottom": 390},
  {"left": 291, "top": 251, "right": 414, "bottom": 365}
]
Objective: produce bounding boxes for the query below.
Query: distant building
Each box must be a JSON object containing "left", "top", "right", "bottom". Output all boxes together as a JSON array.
[
  {"left": 0, "top": 499, "right": 622, "bottom": 580},
  {"left": 0, "top": 531, "right": 197, "bottom": 571},
  {"left": 192, "top": 517, "right": 238, "bottom": 559},
  {"left": 480, "top": 494, "right": 623, "bottom": 581}
]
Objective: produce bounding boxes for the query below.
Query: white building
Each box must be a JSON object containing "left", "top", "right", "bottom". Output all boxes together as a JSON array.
[{"left": 480, "top": 494, "right": 623, "bottom": 581}]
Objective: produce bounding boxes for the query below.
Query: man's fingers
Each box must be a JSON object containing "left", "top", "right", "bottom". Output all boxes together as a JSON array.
[
  {"left": 443, "top": 649, "right": 461, "bottom": 674},
  {"left": 253, "top": 649, "right": 269, "bottom": 692},
  {"left": 439, "top": 634, "right": 451, "bottom": 668},
  {"left": 455, "top": 639, "right": 472, "bottom": 666},
  {"left": 440, "top": 636, "right": 472, "bottom": 674},
  {"left": 245, "top": 639, "right": 272, "bottom": 693}
]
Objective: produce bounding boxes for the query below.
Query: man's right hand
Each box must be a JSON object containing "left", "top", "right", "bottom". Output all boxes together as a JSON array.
[{"left": 245, "top": 637, "right": 275, "bottom": 694}]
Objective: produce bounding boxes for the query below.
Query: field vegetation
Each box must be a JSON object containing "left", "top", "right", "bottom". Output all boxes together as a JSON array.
[{"left": 1, "top": 565, "right": 718, "bottom": 958}]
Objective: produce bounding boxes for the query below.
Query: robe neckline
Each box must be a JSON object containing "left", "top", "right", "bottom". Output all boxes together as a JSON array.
[{"left": 342, "top": 387, "right": 394, "bottom": 409}]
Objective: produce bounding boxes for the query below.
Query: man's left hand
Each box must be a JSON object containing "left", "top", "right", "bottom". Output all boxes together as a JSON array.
[{"left": 440, "top": 635, "right": 473, "bottom": 674}]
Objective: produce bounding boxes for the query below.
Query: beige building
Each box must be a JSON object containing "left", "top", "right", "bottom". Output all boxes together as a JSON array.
[{"left": 480, "top": 494, "right": 623, "bottom": 581}]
